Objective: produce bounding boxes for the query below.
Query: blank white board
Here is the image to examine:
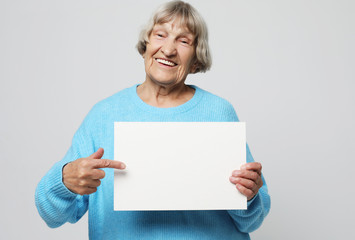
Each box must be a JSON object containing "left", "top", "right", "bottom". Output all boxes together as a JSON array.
[{"left": 114, "top": 122, "right": 246, "bottom": 211}]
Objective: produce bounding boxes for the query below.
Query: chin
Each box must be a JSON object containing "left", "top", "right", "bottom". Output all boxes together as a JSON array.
[
  {"left": 153, "top": 78, "right": 178, "bottom": 86},
  {"left": 149, "top": 74, "right": 179, "bottom": 86}
]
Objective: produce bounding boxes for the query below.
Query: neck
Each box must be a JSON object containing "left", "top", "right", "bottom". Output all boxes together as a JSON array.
[{"left": 137, "top": 80, "right": 195, "bottom": 108}]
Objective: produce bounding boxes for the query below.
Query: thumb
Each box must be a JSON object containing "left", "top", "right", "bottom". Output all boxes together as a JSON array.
[{"left": 88, "top": 148, "right": 104, "bottom": 159}]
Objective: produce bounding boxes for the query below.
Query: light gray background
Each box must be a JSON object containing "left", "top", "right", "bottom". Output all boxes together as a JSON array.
[{"left": 1, "top": 0, "right": 354, "bottom": 239}]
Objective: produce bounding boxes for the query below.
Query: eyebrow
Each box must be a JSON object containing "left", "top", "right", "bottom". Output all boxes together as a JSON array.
[
  {"left": 178, "top": 32, "right": 194, "bottom": 38},
  {"left": 153, "top": 25, "right": 194, "bottom": 38}
]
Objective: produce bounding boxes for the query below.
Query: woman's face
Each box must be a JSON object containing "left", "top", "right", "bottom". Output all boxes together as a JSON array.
[{"left": 143, "top": 19, "right": 196, "bottom": 87}]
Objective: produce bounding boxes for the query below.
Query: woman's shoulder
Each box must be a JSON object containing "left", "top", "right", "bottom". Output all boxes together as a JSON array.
[
  {"left": 81, "top": 85, "right": 137, "bottom": 122},
  {"left": 194, "top": 85, "right": 235, "bottom": 108},
  {"left": 193, "top": 85, "right": 239, "bottom": 121},
  {"left": 91, "top": 85, "right": 137, "bottom": 110},
  {"left": 100, "top": 84, "right": 136, "bottom": 105}
]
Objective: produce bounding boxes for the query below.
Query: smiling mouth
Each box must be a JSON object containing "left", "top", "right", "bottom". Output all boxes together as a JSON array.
[{"left": 155, "top": 58, "right": 178, "bottom": 67}]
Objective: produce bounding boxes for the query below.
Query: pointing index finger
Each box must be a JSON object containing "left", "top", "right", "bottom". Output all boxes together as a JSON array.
[{"left": 93, "top": 159, "right": 126, "bottom": 169}]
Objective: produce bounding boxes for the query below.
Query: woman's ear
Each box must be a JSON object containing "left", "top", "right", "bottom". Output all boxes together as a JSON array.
[{"left": 190, "top": 63, "right": 198, "bottom": 73}]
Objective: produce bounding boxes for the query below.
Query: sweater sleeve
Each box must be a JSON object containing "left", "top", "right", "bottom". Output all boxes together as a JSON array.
[
  {"left": 227, "top": 144, "right": 271, "bottom": 233},
  {"left": 35, "top": 116, "right": 95, "bottom": 228},
  {"left": 222, "top": 100, "right": 271, "bottom": 232}
]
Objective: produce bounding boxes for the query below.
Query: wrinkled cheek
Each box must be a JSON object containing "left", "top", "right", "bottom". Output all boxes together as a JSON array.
[
  {"left": 145, "top": 59, "right": 154, "bottom": 74},
  {"left": 176, "top": 67, "right": 186, "bottom": 82}
]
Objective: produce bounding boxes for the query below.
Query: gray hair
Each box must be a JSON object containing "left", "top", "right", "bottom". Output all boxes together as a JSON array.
[{"left": 136, "top": 0, "right": 212, "bottom": 73}]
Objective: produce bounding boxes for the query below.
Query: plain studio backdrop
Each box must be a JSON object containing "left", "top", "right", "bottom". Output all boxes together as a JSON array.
[{"left": 1, "top": 0, "right": 354, "bottom": 239}]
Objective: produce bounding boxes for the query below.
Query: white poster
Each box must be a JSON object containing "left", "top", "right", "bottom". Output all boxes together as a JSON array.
[{"left": 114, "top": 122, "right": 246, "bottom": 211}]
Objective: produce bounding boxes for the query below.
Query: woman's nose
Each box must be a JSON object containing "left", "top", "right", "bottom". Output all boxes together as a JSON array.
[{"left": 161, "top": 39, "right": 177, "bottom": 57}]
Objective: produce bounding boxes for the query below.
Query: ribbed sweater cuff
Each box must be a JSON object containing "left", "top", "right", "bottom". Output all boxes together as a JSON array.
[
  {"left": 247, "top": 192, "right": 259, "bottom": 207},
  {"left": 47, "top": 161, "right": 78, "bottom": 199}
]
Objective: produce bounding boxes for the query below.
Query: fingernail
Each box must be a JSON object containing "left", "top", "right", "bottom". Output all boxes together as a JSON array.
[
  {"left": 233, "top": 170, "right": 241, "bottom": 177},
  {"left": 121, "top": 163, "right": 126, "bottom": 169}
]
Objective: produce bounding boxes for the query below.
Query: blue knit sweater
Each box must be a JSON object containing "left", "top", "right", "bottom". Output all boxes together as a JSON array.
[{"left": 35, "top": 84, "right": 270, "bottom": 239}]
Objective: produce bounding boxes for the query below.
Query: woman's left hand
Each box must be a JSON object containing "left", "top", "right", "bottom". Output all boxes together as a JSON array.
[{"left": 229, "top": 162, "right": 263, "bottom": 201}]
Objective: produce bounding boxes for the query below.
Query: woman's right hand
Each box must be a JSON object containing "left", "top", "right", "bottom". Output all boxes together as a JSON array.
[{"left": 62, "top": 148, "right": 126, "bottom": 195}]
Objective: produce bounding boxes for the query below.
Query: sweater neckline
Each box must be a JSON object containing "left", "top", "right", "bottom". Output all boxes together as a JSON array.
[{"left": 130, "top": 83, "right": 203, "bottom": 114}]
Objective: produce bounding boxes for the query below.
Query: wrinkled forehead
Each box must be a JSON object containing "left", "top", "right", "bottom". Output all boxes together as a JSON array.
[
  {"left": 152, "top": 20, "right": 194, "bottom": 37},
  {"left": 154, "top": 13, "right": 197, "bottom": 35}
]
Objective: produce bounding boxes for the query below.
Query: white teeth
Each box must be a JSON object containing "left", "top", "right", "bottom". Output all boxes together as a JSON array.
[{"left": 156, "top": 58, "right": 176, "bottom": 66}]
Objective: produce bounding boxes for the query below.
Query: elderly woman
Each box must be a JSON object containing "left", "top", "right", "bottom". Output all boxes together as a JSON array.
[{"left": 35, "top": 1, "right": 270, "bottom": 239}]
